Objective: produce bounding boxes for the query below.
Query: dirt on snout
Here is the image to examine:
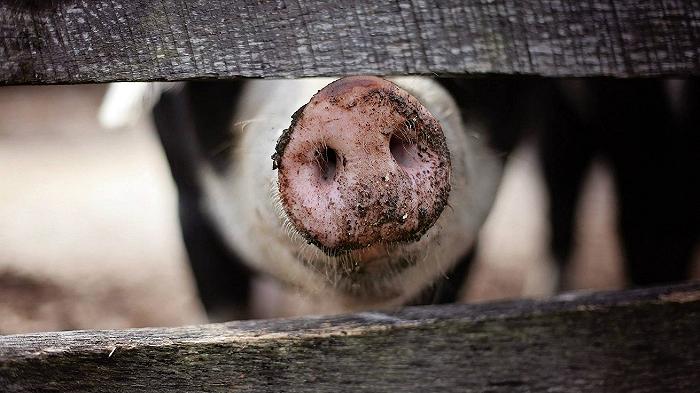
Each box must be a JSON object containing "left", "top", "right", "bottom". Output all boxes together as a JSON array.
[{"left": 275, "top": 76, "right": 451, "bottom": 254}]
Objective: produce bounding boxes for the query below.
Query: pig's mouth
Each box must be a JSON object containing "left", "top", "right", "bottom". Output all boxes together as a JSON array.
[
  {"left": 270, "top": 178, "right": 441, "bottom": 302},
  {"left": 292, "top": 242, "right": 425, "bottom": 301},
  {"left": 271, "top": 180, "right": 430, "bottom": 300},
  {"left": 345, "top": 243, "right": 394, "bottom": 263}
]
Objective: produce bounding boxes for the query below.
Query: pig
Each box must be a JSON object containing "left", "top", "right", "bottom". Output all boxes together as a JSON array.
[
  {"left": 536, "top": 79, "right": 700, "bottom": 290},
  {"left": 106, "top": 76, "right": 698, "bottom": 321},
  {"left": 137, "top": 76, "right": 514, "bottom": 320}
]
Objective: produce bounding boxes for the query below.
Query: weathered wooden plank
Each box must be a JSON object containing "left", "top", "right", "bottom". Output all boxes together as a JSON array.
[
  {"left": 1, "top": 0, "right": 699, "bottom": 85},
  {"left": 1, "top": 283, "right": 699, "bottom": 392}
]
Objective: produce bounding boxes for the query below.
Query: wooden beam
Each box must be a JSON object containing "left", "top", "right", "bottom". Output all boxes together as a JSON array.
[
  {"left": 1, "top": 283, "right": 699, "bottom": 392},
  {"left": 1, "top": 0, "right": 699, "bottom": 85}
]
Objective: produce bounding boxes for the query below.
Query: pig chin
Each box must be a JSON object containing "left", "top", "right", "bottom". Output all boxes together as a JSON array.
[
  {"left": 295, "top": 231, "right": 430, "bottom": 303},
  {"left": 270, "top": 173, "right": 445, "bottom": 303}
]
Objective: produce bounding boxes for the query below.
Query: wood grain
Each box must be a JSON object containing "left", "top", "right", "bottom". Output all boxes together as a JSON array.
[
  {"left": 1, "top": 283, "right": 699, "bottom": 392},
  {"left": 2, "top": 0, "right": 699, "bottom": 85}
]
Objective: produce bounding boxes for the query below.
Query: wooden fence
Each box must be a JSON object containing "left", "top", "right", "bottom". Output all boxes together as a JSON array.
[
  {"left": 1, "top": 283, "right": 699, "bottom": 392},
  {"left": 1, "top": 1, "right": 699, "bottom": 391},
  {"left": 1, "top": 0, "right": 700, "bottom": 84}
]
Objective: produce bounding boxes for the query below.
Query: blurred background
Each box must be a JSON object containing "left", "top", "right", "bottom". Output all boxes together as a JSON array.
[{"left": 1, "top": 84, "right": 698, "bottom": 334}]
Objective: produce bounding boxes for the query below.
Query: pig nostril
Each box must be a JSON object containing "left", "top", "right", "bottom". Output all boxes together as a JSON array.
[
  {"left": 389, "top": 133, "right": 419, "bottom": 169},
  {"left": 315, "top": 146, "right": 338, "bottom": 182}
]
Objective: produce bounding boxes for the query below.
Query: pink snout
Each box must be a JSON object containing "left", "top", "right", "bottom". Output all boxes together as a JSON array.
[{"left": 273, "top": 76, "right": 451, "bottom": 254}]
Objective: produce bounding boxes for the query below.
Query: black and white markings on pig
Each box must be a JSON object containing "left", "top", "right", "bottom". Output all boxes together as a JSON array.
[{"left": 272, "top": 78, "right": 451, "bottom": 255}]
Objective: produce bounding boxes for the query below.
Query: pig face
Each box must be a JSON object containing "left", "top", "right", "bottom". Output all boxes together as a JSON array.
[{"left": 200, "top": 76, "right": 503, "bottom": 310}]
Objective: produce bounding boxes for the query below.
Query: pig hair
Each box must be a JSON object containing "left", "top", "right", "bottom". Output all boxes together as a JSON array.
[
  {"left": 269, "top": 178, "right": 352, "bottom": 290},
  {"left": 222, "top": 117, "right": 295, "bottom": 170},
  {"left": 270, "top": 177, "right": 426, "bottom": 298}
]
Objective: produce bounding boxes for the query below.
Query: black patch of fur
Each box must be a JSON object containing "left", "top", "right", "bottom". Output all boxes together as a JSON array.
[
  {"left": 185, "top": 81, "right": 246, "bottom": 173},
  {"left": 153, "top": 83, "right": 252, "bottom": 320},
  {"left": 538, "top": 78, "right": 699, "bottom": 288}
]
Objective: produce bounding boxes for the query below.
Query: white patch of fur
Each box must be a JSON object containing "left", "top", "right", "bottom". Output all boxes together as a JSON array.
[
  {"left": 198, "top": 77, "right": 503, "bottom": 312},
  {"left": 98, "top": 82, "right": 183, "bottom": 130}
]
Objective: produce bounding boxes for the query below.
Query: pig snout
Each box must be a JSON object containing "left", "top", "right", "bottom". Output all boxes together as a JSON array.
[{"left": 272, "top": 76, "right": 451, "bottom": 255}]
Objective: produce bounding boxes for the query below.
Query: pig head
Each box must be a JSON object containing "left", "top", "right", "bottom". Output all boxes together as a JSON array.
[{"left": 149, "top": 76, "right": 506, "bottom": 318}]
